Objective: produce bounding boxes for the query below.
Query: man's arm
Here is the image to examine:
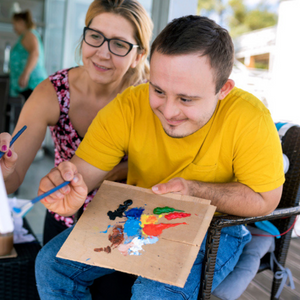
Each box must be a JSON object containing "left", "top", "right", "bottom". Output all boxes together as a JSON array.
[
  {"left": 38, "top": 155, "right": 109, "bottom": 217},
  {"left": 152, "top": 178, "right": 282, "bottom": 217}
]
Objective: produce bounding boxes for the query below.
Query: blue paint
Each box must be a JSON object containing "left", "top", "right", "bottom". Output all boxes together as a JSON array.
[
  {"left": 124, "top": 207, "right": 144, "bottom": 219},
  {"left": 100, "top": 225, "right": 112, "bottom": 233},
  {"left": 144, "top": 236, "right": 159, "bottom": 245},
  {"left": 124, "top": 218, "right": 141, "bottom": 237},
  {"left": 13, "top": 207, "right": 21, "bottom": 213}
]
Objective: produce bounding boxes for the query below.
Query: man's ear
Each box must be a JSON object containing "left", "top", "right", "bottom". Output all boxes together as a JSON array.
[{"left": 218, "top": 79, "right": 235, "bottom": 100}]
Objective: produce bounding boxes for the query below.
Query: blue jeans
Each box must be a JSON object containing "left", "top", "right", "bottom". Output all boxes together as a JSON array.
[
  {"left": 35, "top": 225, "right": 251, "bottom": 300},
  {"left": 212, "top": 226, "right": 275, "bottom": 300}
]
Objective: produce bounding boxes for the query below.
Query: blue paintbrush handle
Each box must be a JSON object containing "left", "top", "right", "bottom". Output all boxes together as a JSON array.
[
  {"left": 31, "top": 181, "right": 71, "bottom": 204},
  {"left": 0, "top": 125, "right": 27, "bottom": 159}
]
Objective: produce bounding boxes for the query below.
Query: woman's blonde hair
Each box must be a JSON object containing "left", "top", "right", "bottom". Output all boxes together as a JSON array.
[
  {"left": 76, "top": 0, "right": 153, "bottom": 90},
  {"left": 12, "top": 10, "right": 35, "bottom": 29}
]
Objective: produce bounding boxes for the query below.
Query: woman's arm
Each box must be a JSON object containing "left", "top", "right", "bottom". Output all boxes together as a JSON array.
[
  {"left": 1, "top": 79, "right": 60, "bottom": 194},
  {"left": 19, "top": 30, "right": 39, "bottom": 88},
  {"left": 104, "top": 161, "right": 128, "bottom": 182}
]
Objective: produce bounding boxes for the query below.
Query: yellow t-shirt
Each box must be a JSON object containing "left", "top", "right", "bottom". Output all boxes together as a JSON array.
[{"left": 76, "top": 83, "right": 284, "bottom": 192}]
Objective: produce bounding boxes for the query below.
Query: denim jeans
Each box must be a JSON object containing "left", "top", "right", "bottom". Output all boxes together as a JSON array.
[
  {"left": 212, "top": 226, "right": 275, "bottom": 300},
  {"left": 35, "top": 224, "right": 251, "bottom": 300}
]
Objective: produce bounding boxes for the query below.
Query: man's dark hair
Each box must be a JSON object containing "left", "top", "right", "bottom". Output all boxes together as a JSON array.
[{"left": 150, "top": 15, "right": 234, "bottom": 94}]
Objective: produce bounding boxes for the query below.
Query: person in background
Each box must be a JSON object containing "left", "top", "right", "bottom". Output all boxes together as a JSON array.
[
  {"left": 34, "top": 15, "right": 284, "bottom": 299},
  {"left": 0, "top": 0, "right": 153, "bottom": 247},
  {"left": 10, "top": 10, "right": 47, "bottom": 100}
]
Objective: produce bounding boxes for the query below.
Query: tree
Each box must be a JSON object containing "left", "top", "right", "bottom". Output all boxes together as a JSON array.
[
  {"left": 198, "top": 0, "right": 278, "bottom": 37},
  {"left": 229, "top": 0, "right": 277, "bottom": 37}
]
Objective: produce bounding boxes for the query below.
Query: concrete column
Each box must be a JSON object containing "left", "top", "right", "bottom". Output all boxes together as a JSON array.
[
  {"left": 151, "top": 0, "right": 198, "bottom": 40},
  {"left": 268, "top": 0, "right": 300, "bottom": 123}
]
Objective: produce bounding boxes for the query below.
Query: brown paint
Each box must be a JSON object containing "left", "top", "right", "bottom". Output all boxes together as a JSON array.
[{"left": 94, "top": 225, "right": 124, "bottom": 254}]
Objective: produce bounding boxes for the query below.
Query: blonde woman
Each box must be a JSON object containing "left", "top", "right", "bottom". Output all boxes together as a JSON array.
[{"left": 0, "top": 0, "right": 153, "bottom": 244}]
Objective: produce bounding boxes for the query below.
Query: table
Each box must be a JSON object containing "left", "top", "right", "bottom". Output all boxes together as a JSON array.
[{"left": 0, "top": 218, "right": 41, "bottom": 300}]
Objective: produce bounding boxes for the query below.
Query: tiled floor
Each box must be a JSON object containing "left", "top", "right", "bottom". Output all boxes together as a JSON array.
[{"left": 8, "top": 150, "right": 55, "bottom": 244}]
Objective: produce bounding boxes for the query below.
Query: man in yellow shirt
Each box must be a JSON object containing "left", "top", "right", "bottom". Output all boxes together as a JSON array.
[{"left": 35, "top": 16, "right": 284, "bottom": 299}]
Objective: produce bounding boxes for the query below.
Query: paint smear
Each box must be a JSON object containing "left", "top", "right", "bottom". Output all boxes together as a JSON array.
[
  {"left": 125, "top": 207, "right": 144, "bottom": 219},
  {"left": 100, "top": 225, "right": 112, "bottom": 233},
  {"left": 124, "top": 218, "right": 141, "bottom": 238},
  {"left": 95, "top": 203, "right": 190, "bottom": 256},
  {"left": 107, "top": 199, "right": 133, "bottom": 220},
  {"left": 108, "top": 225, "right": 124, "bottom": 248},
  {"left": 140, "top": 214, "right": 160, "bottom": 226},
  {"left": 127, "top": 236, "right": 159, "bottom": 256},
  {"left": 143, "top": 222, "right": 187, "bottom": 236},
  {"left": 94, "top": 224, "right": 124, "bottom": 253},
  {"left": 94, "top": 246, "right": 111, "bottom": 253},
  {"left": 153, "top": 206, "right": 184, "bottom": 215},
  {"left": 165, "top": 212, "right": 191, "bottom": 220}
]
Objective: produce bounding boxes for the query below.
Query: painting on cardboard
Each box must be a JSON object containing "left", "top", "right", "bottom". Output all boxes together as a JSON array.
[{"left": 57, "top": 181, "right": 216, "bottom": 288}]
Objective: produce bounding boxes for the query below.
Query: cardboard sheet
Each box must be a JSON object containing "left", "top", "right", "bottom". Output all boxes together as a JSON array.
[{"left": 57, "top": 181, "right": 216, "bottom": 288}]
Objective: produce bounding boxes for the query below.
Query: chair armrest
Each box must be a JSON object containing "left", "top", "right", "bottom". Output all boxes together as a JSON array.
[{"left": 210, "top": 206, "right": 300, "bottom": 228}]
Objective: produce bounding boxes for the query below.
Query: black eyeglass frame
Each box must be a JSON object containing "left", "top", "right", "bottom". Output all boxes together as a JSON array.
[{"left": 83, "top": 27, "right": 139, "bottom": 57}]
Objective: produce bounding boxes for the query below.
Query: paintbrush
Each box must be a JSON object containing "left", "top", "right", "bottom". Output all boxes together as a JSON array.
[
  {"left": 12, "top": 181, "right": 71, "bottom": 218},
  {"left": 0, "top": 125, "right": 27, "bottom": 159}
]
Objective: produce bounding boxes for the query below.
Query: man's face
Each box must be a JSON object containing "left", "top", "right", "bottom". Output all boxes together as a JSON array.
[{"left": 149, "top": 51, "right": 222, "bottom": 138}]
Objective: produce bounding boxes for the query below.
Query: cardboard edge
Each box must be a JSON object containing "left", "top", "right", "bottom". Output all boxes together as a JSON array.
[
  {"left": 57, "top": 240, "right": 200, "bottom": 289},
  {"left": 101, "top": 180, "right": 212, "bottom": 206},
  {"left": 193, "top": 205, "right": 216, "bottom": 246}
]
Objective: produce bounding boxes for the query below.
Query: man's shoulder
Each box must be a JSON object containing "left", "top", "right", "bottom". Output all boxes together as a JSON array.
[
  {"left": 117, "top": 83, "right": 149, "bottom": 108},
  {"left": 222, "top": 87, "right": 270, "bottom": 120},
  {"left": 122, "top": 82, "right": 149, "bottom": 97},
  {"left": 226, "top": 87, "right": 269, "bottom": 113}
]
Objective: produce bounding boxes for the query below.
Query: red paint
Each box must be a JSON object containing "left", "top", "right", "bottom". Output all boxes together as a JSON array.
[
  {"left": 165, "top": 212, "right": 191, "bottom": 220},
  {"left": 143, "top": 222, "right": 187, "bottom": 236}
]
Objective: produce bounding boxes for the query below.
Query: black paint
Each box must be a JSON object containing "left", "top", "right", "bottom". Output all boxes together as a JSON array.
[{"left": 107, "top": 199, "right": 133, "bottom": 220}]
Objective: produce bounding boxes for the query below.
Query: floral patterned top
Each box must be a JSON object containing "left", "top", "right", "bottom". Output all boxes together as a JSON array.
[{"left": 48, "top": 68, "right": 97, "bottom": 227}]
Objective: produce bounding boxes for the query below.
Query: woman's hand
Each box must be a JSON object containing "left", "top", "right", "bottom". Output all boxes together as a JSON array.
[
  {"left": 0, "top": 132, "right": 18, "bottom": 180},
  {"left": 38, "top": 161, "right": 88, "bottom": 217}
]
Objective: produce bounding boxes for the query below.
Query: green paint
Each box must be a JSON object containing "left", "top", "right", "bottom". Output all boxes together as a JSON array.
[{"left": 153, "top": 206, "right": 184, "bottom": 214}]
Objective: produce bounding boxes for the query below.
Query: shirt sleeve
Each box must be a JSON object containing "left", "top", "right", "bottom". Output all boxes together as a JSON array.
[
  {"left": 75, "top": 87, "right": 133, "bottom": 171},
  {"left": 233, "top": 111, "right": 285, "bottom": 193}
]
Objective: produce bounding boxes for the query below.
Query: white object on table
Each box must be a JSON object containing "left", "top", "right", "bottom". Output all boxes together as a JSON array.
[
  {"left": 0, "top": 169, "right": 14, "bottom": 234},
  {"left": 8, "top": 198, "right": 35, "bottom": 243}
]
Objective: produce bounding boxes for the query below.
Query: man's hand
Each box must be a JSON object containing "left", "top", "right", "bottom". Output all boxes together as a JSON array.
[
  {"left": 0, "top": 132, "right": 18, "bottom": 180},
  {"left": 151, "top": 177, "right": 282, "bottom": 217},
  {"left": 152, "top": 177, "right": 190, "bottom": 195},
  {"left": 38, "top": 161, "right": 88, "bottom": 216}
]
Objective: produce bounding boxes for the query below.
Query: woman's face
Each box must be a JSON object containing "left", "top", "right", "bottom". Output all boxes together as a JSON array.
[
  {"left": 82, "top": 12, "right": 142, "bottom": 86},
  {"left": 12, "top": 19, "right": 26, "bottom": 35}
]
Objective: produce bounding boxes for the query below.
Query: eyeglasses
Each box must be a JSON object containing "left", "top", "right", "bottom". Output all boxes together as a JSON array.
[{"left": 83, "top": 27, "right": 139, "bottom": 57}]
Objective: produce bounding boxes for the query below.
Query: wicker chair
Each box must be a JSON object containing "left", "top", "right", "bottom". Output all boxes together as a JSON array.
[{"left": 198, "top": 124, "right": 300, "bottom": 300}]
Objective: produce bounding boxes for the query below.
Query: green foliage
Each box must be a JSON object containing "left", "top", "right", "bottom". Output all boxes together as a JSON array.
[
  {"left": 229, "top": 0, "right": 278, "bottom": 37},
  {"left": 245, "top": 9, "right": 277, "bottom": 31},
  {"left": 198, "top": 0, "right": 278, "bottom": 38}
]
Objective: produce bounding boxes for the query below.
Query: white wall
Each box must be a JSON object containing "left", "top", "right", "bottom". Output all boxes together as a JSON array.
[{"left": 268, "top": 0, "right": 300, "bottom": 124}]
